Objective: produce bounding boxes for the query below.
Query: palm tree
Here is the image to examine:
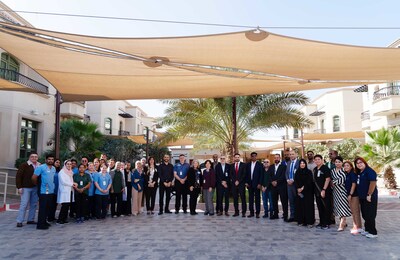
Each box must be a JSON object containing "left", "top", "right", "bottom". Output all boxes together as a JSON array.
[
  {"left": 58, "top": 119, "right": 104, "bottom": 160},
  {"left": 362, "top": 127, "right": 400, "bottom": 189},
  {"left": 158, "top": 93, "right": 312, "bottom": 161}
]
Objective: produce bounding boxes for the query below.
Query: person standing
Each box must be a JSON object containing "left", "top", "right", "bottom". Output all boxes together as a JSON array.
[
  {"left": 343, "top": 161, "right": 362, "bottom": 235},
  {"left": 48, "top": 158, "right": 61, "bottom": 223},
  {"left": 294, "top": 159, "right": 315, "bottom": 227},
  {"left": 57, "top": 160, "right": 76, "bottom": 225},
  {"left": 212, "top": 154, "right": 220, "bottom": 214},
  {"left": 326, "top": 150, "right": 338, "bottom": 170},
  {"left": 131, "top": 161, "right": 145, "bottom": 216},
  {"left": 16, "top": 153, "right": 40, "bottom": 227},
  {"left": 144, "top": 157, "right": 159, "bottom": 214},
  {"left": 215, "top": 155, "right": 230, "bottom": 216},
  {"left": 32, "top": 154, "right": 56, "bottom": 230},
  {"left": 331, "top": 156, "right": 352, "bottom": 231},
  {"left": 158, "top": 154, "right": 174, "bottom": 215},
  {"left": 246, "top": 152, "right": 263, "bottom": 218},
  {"left": 268, "top": 154, "right": 288, "bottom": 220},
  {"left": 261, "top": 159, "right": 273, "bottom": 218},
  {"left": 313, "top": 154, "right": 333, "bottom": 230},
  {"left": 354, "top": 157, "right": 378, "bottom": 239},
  {"left": 230, "top": 153, "right": 247, "bottom": 217},
  {"left": 86, "top": 162, "right": 98, "bottom": 219},
  {"left": 123, "top": 161, "right": 132, "bottom": 216},
  {"left": 187, "top": 160, "right": 203, "bottom": 215},
  {"left": 73, "top": 164, "right": 91, "bottom": 223},
  {"left": 202, "top": 160, "right": 216, "bottom": 216},
  {"left": 306, "top": 151, "right": 316, "bottom": 171},
  {"left": 285, "top": 150, "right": 299, "bottom": 222},
  {"left": 94, "top": 165, "right": 112, "bottom": 219},
  {"left": 173, "top": 154, "right": 190, "bottom": 214},
  {"left": 110, "top": 162, "right": 125, "bottom": 218}
]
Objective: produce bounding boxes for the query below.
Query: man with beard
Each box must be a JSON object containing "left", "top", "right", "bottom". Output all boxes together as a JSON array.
[
  {"left": 158, "top": 154, "right": 174, "bottom": 214},
  {"left": 268, "top": 154, "right": 288, "bottom": 221}
]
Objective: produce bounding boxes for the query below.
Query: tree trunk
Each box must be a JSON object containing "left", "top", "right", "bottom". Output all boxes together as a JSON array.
[{"left": 384, "top": 165, "right": 397, "bottom": 189}]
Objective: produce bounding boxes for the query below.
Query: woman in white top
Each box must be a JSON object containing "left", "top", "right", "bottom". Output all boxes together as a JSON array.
[{"left": 57, "top": 160, "right": 77, "bottom": 224}]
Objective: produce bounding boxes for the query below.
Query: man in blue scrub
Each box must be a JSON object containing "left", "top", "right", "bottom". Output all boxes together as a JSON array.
[
  {"left": 173, "top": 154, "right": 190, "bottom": 214},
  {"left": 32, "top": 154, "right": 56, "bottom": 230}
]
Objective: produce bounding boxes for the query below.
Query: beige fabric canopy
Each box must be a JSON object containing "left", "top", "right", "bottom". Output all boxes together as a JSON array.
[
  {"left": 1, "top": 22, "right": 400, "bottom": 101},
  {"left": 302, "top": 131, "right": 365, "bottom": 141}
]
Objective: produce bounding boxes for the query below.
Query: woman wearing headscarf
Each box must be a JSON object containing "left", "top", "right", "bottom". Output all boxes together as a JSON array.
[
  {"left": 57, "top": 160, "right": 76, "bottom": 225},
  {"left": 294, "top": 159, "right": 315, "bottom": 227}
]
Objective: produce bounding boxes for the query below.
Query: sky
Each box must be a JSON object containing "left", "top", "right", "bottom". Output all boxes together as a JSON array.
[{"left": 3, "top": 0, "right": 400, "bottom": 140}]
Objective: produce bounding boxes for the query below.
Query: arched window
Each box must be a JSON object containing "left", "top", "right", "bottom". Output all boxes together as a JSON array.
[
  {"left": 104, "top": 117, "right": 112, "bottom": 135},
  {"left": 333, "top": 115, "right": 340, "bottom": 132}
]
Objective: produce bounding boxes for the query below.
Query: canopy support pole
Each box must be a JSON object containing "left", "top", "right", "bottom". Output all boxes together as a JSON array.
[
  {"left": 232, "top": 97, "right": 237, "bottom": 155},
  {"left": 55, "top": 91, "right": 61, "bottom": 159}
]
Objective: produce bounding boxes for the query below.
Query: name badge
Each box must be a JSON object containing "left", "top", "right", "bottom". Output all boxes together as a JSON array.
[
  {"left": 180, "top": 171, "right": 183, "bottom": 176},
  {"left": 204, "top": 179, "right": 206, "bottom": 184},
  {"left": 80, "top": 181, "right": 83, "bottom": 186},
  {"left": 103, "top": 181, "right": 106, "bottom": 186},
  {"left": 357, "top": 177, "right": 360, "bottom": 185},
  {"left": 317, "top": 171, "right": 321, "bottom": 178},
  {"left": 197, "top": 179, "right": 200, "bottom": 184},
  {"left": 225, "top": 172, "right": 228, "bottom": 177}
]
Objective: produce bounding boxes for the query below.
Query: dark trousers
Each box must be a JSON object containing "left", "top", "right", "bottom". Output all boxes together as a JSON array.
[
  {"left": 110, "top": 192, "right": 122, "bottom": 216},
  {"left": 248, "top": 187, "right": 261, "bottom": 215},
  {"left": 58, "top": 202, "right": 71, "bottom": 222},
  {"left": 159, "top": 184, "right": 171, "bottom": 213},
  {"left": 360, "top": 198, "right": 378, "bottom": 235},
  {"left": 37, "top": 194, "right": 52, "bottom": 228},
  {"left": 271, "top": 185, "right": 288, "bottom": 218},
  {"left": 122, "top": 183, "right": 132, "bottom": 215},
  {"left": 69, "top": 202, "right": 76, "bottom": 218},
  {"left": 315, "top": 190, "right": 332, "bottom": 226},
  {"left": 95, "top": 194, "right": 109, "bottom": 219},
  {"left": 145, "top": 187, "right": 157, "bottom": 211},
  {"left": 215, "top": 187, "right": 220, "bottom": 213},
  {"left": 175, "top": 181, "right": 188, "bottom": 211},
  {"left": 189, "top": 188, "right": 200, "bottom": 213},
  {"left": 232, "top": 184, "right": 246, "bottom": 214},
  {"left": 217, "top": 186, "right": 230, "bottom": 213},
  {"left": 47, "top": 194, "right": 57, "bottom": 221},
  {"left": 88, "top": 196, "right": 96, "bottom": 218},
  {"left": 75, "top": 193, "right": 88, "bottom": 219}
]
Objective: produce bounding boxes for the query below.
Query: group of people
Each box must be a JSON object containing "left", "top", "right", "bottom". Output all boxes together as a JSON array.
[{"left": 15, "top": 149, "right": 378, "bottom": 239}]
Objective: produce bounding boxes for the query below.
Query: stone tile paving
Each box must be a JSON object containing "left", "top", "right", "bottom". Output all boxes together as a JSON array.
[{"left": 1, "top": 200, "right": 400, "bottom": 260}]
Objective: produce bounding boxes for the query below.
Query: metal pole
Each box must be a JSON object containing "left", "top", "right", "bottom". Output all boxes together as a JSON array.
[
  {"left": 55, "top": 91, "right": 61, "bottom": 159},
  {"left": 145, "top": 126, "right": 149, "bottom": 161},
  {"left": 232, "top": 97, "right": 237, "bottom": 155}
]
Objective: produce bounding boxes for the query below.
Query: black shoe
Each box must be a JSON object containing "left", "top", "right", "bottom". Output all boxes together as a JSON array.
[
  {"left": 225, "top": 212, "right": 230, "bottom": 216},
  {"left": 284, "top": 218, "right": 289, "bottom": 222},
  {"left": 158, "top": 212, "right": 163, "bottom": 215},
  {"left": 242, "top": 214, "right": 246, "bottom": 218},
  {"left": 27, "top": 221, "right": 37, "bottom": 225},
  {"left": 233, "top": 213, "right": 239, "bottom": 217},
  {"left": 288, "top": 218, "right": 295, "bottom": 222},
  {"left": 209, "top": 213, "right": 215, "bottom": 216},
  {"left": 45, "top": 222, "right": 51, "bottom": 227},
  {"left": 256, "top": 214, "right": 260, "bottom": 219},
  {"left": 183, "top": 210, "right": 188, "bottom": 214},
  {"left": 204, "top": 212, "right": 209, "bottom": 216},
  {"left": 165, "top": 210, "right": 172, "bottom": 214},
  {"left": 262, "top": 215, "right": 268, "bottom": 218},
  {"left": 36, "top": 226, "right": 49, "bottom": 230},
  {"left": 247, "top": 214, "right": 254, "bottom": 218},
  {"left": 270, "top": 215, "right": 278, "bottom": 220},
  {"left": 175, "top": 211, "right": 179, "bottom": 214},
  {"left": 16, "top": 223, "right": 23, "bottom": 227}
]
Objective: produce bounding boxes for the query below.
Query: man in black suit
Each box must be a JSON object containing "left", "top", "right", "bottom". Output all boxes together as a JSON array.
[
  {"left": 246, "top": 152, "right": 263, "bottom": 218},
  {"left": 215, "top": 155, "right": 231, "bottom": 216},
  {"left": 158, "top": 154, "right": 174, "bottom": 215},
  {"left": 268, "top": 153, "right": 288, "bottom": 221},
  {"left": 230, "top": 153, "right": 247, "bottom": 217}
]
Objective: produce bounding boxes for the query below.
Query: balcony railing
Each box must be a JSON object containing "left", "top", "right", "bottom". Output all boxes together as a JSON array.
[
  {"left": 373, "top": 85, "right": 400, "bottom": 101},
  {"left": 118, "top": 130, "right": 130, "bottom": 136},
  {"left": 313, "top": 129, "right": 326, "bottom": 134},
  {"left": 361, "top": 111, "right": 370, "bottom": 120},
  {"left": 0, "top": 68, "right": 49, "bottom": 94}
]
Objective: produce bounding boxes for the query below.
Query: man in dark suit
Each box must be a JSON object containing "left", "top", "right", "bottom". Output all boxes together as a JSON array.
[
  {"left": 246, "top": 152, "right": 263, "bottom": 218},
  {"left": 268, "top": 153, "right": 288, "bottom": 220},
  {"left": 285, "top": 150, "right": 300, "bottom": 222},
  {"left": 215, "top": 155, "right": 231, "bottom": 216},
  {"left": 230, "top": 153, "right": 247, "bottom": 217}
]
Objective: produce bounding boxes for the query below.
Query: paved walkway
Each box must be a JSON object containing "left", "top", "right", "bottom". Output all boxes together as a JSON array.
[{"left": 1, "top": 198, "right": 400, "bottom": 259}]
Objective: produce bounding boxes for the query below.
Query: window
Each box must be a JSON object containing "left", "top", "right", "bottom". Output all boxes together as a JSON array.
[
  {"left": 333, "top": 116, "right": 340, "bottom": 132},
  {"left": 293, "top": 129, "right": 299, "bottom": 138},
  {"left": 104, "top": 117, "right": 112, "bottom": 135},
  {"left": 20, "top": 118, "right": 38, "bottom": 158},
  {"left": 1, "top": 52, "right": 19, "bottom": 81}
]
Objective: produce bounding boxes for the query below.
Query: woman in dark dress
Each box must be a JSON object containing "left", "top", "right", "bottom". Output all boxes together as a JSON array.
[
  {"left": 294, "top": 159, "right": 315, "bottom": 227},
  {"left": 187, "top": 160, "right": 203, "bottom": 215},
  {"left": 144, "top": 156, "right": 159, "bottom": 215}
]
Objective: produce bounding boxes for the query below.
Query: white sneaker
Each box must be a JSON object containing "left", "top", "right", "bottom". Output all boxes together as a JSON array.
[
  {"left": 350, "top": 229, "right": 358, "bottom": 235},
  {"left": 357, "top": 228, "right": 363, "bottom": 233},
  {"left": 366, "top": 234, "right": 378, "bottom": 239},
  {"left": 361, "top": 230, "right": 369, "bottom": 236}
]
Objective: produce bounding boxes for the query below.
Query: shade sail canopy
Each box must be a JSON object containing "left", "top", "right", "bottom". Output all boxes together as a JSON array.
[
  {"left": 302, "top": 131, "right": 365, "bottom": 141},
  {"left": 1, "top": 22, "right": 400, "bottom": 101}
]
